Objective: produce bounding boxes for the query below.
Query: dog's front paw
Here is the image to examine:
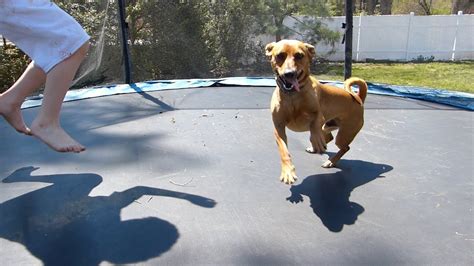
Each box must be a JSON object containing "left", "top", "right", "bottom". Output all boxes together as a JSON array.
[{"left": 280, "top": 165, "right": 298, "bottom": 185}]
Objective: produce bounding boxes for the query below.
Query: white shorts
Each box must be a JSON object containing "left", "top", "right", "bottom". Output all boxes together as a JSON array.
[{"left": 0, "top": 0, "right": 90, "bottom": 73}]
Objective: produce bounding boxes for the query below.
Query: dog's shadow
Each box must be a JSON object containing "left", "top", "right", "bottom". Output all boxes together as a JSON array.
[
  {"left": 0, "top": 166, "right": 216, "bottom": 265},
  {"left": 287, "top": 159, "right": 393, "bottom": 232}
]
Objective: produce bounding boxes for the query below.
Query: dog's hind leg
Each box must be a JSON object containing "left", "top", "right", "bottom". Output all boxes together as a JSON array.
[
  {"left": 324, "top": 131, "right": 334, "bottom": 144},
  {"left": 322, "top": 146, "right": 350, "bottom": 168},
  {"left": 323, "top": 119, "right": 338, "bottom": 144},
  {"left": 322, "top": 122, "right": 361, "bottom": 168}
]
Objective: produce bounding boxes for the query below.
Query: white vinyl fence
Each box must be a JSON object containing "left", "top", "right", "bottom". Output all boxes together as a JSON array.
[{"left": 277, "top": 13, "right": 474, "bottom": 62}]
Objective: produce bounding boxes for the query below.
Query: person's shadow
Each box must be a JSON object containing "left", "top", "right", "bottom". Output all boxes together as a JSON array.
[
  {"left": 287, "top": 160, "right": 393, "bottom": 232},
  {"left": 0, "top": 166, "right": 216, "bottom": 266}
]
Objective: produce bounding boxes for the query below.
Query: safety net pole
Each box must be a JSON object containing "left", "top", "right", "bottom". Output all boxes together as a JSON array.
[
  {"left": 344, "top": 0, "right": 353, "bottom": 80},
  {"left": 117, "top": 0, "right": 132, "bottom": 84}
]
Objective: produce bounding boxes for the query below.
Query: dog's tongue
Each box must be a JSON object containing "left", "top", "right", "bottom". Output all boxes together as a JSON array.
[{"left": 291, "top": 79, "right": 300, "bottom": 92}]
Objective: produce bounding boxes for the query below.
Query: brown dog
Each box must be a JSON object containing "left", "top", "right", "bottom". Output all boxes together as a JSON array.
[{"left": 266, "top": 40, "right": 368, "bottom": 184}]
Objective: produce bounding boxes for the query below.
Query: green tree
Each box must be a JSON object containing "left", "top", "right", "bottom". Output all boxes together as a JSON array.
[
  {"left": 380, "top": 0, "right": 393, "bottom": 14},
  {"left": 451, "top": 0, "right": 472, "bottom": 13},
  {"left": 255, "top": 0, "right": 331, "bottom": 41},
  {"left": 124, "top": 0, "right": 211, "bottom": 80},
  {"left": 327, "top": 0, "right": 345, "bottom": 16},
  {"left": 198, "top": 0, "right": 262, "bottom": 76},
  {"left": 418, "top": 0, "right": 434, "bottom": 14},
  {"left": 251, "top": 0, "right": 340, "bottom": 61}
]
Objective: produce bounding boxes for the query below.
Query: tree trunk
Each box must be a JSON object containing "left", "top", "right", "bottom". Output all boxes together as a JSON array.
[
  {"left": 274, "top": 16, "right": 285, "bottom": 42},
  {"left": 276, "top": 33, "right": 282, "bottom": 42},
  {"left": 418, "top": 0, "right": 432, "bottom": 15},
  {"left": 366, "top": 0, "right": 377, "bottom": 15},
  {"left": 380, "top": 0, "right": 392, "bottom": 15},
  {"left": 451, "top": 0, "right": 472, "bottom": 14}
]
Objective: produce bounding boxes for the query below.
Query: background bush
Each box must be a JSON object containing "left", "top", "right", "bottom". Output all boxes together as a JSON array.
[
  {"left": 1, "top": 0, "right": 342, "bottom": 90},
  {"left": 0, "top": 43, "right": 29, "bottom": 93}
]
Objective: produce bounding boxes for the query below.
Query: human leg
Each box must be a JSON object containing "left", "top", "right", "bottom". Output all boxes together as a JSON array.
[
  {"left": 0, "top": 62, "right": 46, "bottom": 134},
  {"left": 1, "top": 2, "right": 90, "bottom": 152},
  {"left": 30, "top": 41, "right": 89, "bottom": 153}
]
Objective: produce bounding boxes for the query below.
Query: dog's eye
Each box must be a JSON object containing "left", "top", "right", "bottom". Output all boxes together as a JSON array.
[
  {"left": 276, "top": 52, "right": 287, "bottom": 61},
  {"left": 294, "top": 53, "right": 304, "bottom": 60}
]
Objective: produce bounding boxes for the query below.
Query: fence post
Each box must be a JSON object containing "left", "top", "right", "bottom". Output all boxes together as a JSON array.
[
  {"left": 451, "top": 11, "right": 463, "bottom": 61},
  {"left": 117, "top": 0, "right": 132, "bottom": 84},
  {"left": 404, "top": 12, "right": 414, "bottom": 61},
  {"left": 355, "top": 13, "right": 362, "bottom": 61},
  {"left": 344, "top": 0, "right": 353, "bottom": 80}
]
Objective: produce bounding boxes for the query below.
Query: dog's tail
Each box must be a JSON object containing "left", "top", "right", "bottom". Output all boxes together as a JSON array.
[{"left": 344, "top": 77, "right": 368, "bottom": 104}]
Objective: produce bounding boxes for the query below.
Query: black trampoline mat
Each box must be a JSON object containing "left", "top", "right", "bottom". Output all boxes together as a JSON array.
[{"left": 0, "top": 86, "right": 472, "bottom": 265}]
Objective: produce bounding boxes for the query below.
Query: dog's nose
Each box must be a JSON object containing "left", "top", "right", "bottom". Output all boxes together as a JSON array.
[{"left": 284, "top": 70, "right": 297, "bottom": 79}]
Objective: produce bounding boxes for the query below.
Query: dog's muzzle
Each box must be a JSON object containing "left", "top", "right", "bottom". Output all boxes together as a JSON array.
[{"left": 275, "top": 71, "right": 302, "bottom": 92}]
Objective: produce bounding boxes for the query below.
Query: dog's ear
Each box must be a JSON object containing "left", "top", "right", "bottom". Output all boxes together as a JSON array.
[
  {"left": 304, "top": 43, "right": 315, "bottom": 59},
  {"left": 265, "top": 42, "right": 276, "bottom": 57}
]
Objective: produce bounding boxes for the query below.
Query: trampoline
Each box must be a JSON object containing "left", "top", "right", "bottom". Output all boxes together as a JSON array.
[
  {"left": 0, "top": 80, "right": 473, "bottom": 265},
  {"left": 1, "top": 1, "right": 473, "bottom": 265}
]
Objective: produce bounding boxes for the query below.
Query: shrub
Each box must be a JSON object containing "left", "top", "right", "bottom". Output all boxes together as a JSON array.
[{"left": 0, "top": 43, "right": 30, "bottom": 93}]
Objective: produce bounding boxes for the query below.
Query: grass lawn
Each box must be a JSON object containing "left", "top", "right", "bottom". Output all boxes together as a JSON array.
[{"left": 313, "top": 61, "right": 474, "bottom": 94}]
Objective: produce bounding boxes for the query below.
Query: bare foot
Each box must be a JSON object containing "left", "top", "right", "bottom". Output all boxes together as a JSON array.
[
  {"left": 0, "top": 98, "right": 31, "bottom": 135},
  {"left": 30, "top": 121, "right": 85, "bottom": 153}
]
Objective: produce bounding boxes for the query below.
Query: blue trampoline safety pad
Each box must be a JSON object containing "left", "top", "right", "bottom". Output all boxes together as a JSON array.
[{"left": 22, "top": 77, "right": 473, "bottom": 110}]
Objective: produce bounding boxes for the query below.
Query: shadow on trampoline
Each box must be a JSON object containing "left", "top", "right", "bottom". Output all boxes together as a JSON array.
[
  {"left": 287, "top": 160, "right": 393, "bottom": 232},
  {"left": 129, "top": 83, "right": 175, "bottom": 111},
  {"left": 0, "top": 166, "right": 216, "bottom": 265}
]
